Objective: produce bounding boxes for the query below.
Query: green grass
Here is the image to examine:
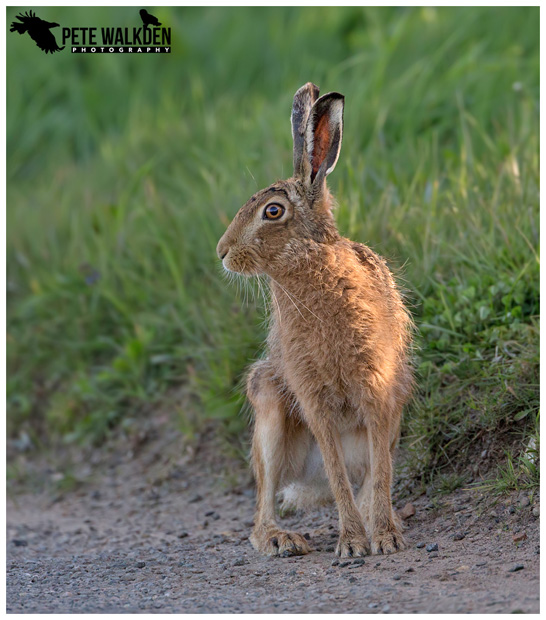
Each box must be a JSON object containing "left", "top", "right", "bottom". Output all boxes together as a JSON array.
[
  {"left": 7, "top": 7, "right": 539, "bottom": 490},
  {"left": 473, "top": 412, "right": 540, "bottom": 495}
]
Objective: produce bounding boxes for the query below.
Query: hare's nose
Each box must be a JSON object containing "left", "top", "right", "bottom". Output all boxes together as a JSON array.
[{"left": 216, "top": 239, "right": 229, "bottom": 260}]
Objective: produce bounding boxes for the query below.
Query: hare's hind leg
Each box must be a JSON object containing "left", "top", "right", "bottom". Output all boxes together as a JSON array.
[{"left": 247, "top": 361, "right": 310, "bottom": 557}]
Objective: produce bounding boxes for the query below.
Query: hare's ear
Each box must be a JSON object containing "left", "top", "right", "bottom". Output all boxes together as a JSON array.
[
  {"left": 303, "top": 92, "right": 344, "bottom": 192},
  {"left": 291, "top": 82, "right": 320, "bottom": 177}
]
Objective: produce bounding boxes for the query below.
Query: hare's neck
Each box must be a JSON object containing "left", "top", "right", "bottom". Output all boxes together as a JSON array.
[{"left": 267, "top": 241, "right": 335, "bottom": 309}]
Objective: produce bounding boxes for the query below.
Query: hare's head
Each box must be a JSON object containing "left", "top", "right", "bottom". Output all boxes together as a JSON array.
[{"left": 217, "top": 83, "right": 344, "bottom": 276}]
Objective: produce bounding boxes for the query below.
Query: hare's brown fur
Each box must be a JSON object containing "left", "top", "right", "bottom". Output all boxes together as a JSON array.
[{"left": 217, "top": 84, "right": 413, "bottom": 558}]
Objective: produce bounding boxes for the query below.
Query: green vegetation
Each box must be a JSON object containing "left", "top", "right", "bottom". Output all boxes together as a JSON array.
[{"left": 7, "top": 7, "right": 539, "bottom": 490}]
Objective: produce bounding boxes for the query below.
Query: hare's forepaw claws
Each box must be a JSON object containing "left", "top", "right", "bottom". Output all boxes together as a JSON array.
[
  {"left": 336, "top": 531, "right": 371, "bottom": 558},
  {"left": 371, "top": 528, "right": 406, "bottom": 555},
  {"left": 251, "top": 528, "right": 311, "bottom": 557}
]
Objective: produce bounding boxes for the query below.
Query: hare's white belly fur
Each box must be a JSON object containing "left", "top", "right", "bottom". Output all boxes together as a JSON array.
[{"left": 280, "top": 428, "right": 370, "bottom": 510}]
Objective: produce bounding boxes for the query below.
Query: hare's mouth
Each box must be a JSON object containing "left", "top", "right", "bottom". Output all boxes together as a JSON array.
[
  {"left": 223, "top": 260, "right": 260, "bottom": 277},
  {"left": 222, "top": 258, "right": 240, "bottom": 274}
]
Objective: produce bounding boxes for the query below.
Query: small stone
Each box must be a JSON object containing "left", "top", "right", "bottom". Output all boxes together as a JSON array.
[
  {"left": 475, "top": 561, "right": 487, "bottom": 567},
  {"left": 339, "top": 561, "right": 351, "bottom": 568},
  {"left": 398, "top": 503, "right": 416, "bottom": 520},
  {"left": 429, "top": 552, "right": 439, "bottom": 558},
  {"left": 288, "top": 569, "right": 297, "bottom": 576},
  {"left": 243, "top": 520, "right": 254, "bottom": 528},
  {"left": 325, "top": 546, "right": 335, "bottom": 553},
  {"left": 233, "top": 558, "right": 247, "bottom": 567},
  {"left": 177, "top": 531, "right": 189, "bottom": 539},
  {"left": 512, "top": 531, "right": 527, "bottom": 543},
  {"left": 352, "top": 558, "right": 366, "bottom": 566},
  {"left": 205, "top": 510, "right": 215, "bottom": 517},
  {"left": 508, "top": 564, "right": 524, "bottom": 572},
  {"left": 416, "top": 542, "right": 425, "bottom": 549},
  {"left": 368, "top": 602, "right": 378, "bottom": 609},
  {"left": 519, "top": 496, "right": 530, "bottom": 508},
  {"left": 12, "top": 539, "right": 28, "bottom": 547},
  {"left": 489, "top": 510, "right": 498, "bottom": 518},
  {"left": 532, "top": 506, "right": 540, "bottom": 518},
  {"left": 213, "top": 513, "right": 220, "bottom": 520},
  {"left": 136, "top": 561, "right": 146, "bottom": 569},
  {"left": 426, "top": 543, "right": 438, "bottom": 552},
  {"left": 188, "top": 494, "right": 203, "bottom": 503},
  {"left": 393, "top": 574, "right": 401, "bottom": 580},
  {"left": 212, "top": 534, "right": 227, "bottom": 544},
  {"left": 331, "top": 559, "right": 339, "bottom": 566},
  {"left": 405, "top": 567, "right": 415, "bottom": 572},
  {"left": 349, "top": 576, "right": 357, "bottom": 583},
  {"left": 508, "top": 506, "right": 516, "bottom": 514},
  {"left": 382, "top": 604, "right": 391, "bottom": 613},
  {"left": 453, "top": 532, "right": 465, "bottom": 541},
  {"left": 303, "top": 533, "right": 311, "bottom": 540}
]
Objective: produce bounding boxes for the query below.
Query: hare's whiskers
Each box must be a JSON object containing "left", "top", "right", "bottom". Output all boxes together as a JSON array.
[
  {"left": 243, "top": 276, "right": 250, "bottom": 306},
  {"left": 246, "top": 166, "right": 258, "bottom": 189},
  {"left": 256, "top": 275, "right": 268, "bottom": 312},
  {"left": 272, "top": 280, "right": 306, "bottom": 321},
  {"left": 270, "top": 277, "right": 324, "bottom": 323},
  {"left": 269, "top": 286, "right": 282, "bottom": 327}
]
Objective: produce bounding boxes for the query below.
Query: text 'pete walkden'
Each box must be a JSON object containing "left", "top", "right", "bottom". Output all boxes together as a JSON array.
[{"left": 63, "top": 27, "right": 171, "bottom": 52}]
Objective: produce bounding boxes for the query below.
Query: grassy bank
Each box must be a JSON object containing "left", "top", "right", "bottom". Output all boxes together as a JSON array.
[{"left": 7, "top": 7, "right": 539, "bottom": 490}]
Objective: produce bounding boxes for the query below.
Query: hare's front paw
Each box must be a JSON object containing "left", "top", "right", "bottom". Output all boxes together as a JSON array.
[
  {"left": 371, "top": 528, "right": 406, "bottom": 555},
  {"left": 250, "top": 527, "right": 310, "bottom": 557},
  {"left": 336, "top": 530, "right": 371, "bottom": 558}
]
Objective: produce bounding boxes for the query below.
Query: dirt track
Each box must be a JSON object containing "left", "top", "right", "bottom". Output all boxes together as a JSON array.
[{"left": 7, "top": 428, "right": 540, "bottom": 613}]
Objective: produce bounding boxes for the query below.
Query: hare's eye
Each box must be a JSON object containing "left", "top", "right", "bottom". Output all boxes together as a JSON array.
[{"left": 263, "top": 204, "right": 285, "bottom": 220}]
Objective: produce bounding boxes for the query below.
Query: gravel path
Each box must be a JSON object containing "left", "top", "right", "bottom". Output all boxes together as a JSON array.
[{"left": 7, "top": 431, "right": 540, "bottom": 613}]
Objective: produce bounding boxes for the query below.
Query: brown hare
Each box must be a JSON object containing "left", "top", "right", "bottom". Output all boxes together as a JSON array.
[{"left": 217, "top": 83, "right": 413, "bottom": 558}]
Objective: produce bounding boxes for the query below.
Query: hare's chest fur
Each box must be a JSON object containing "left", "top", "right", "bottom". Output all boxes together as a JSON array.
[{"left": 268, "top": 242, "right": 402, "bottom": 407}]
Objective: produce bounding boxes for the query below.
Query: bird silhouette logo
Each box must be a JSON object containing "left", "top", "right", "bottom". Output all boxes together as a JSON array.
[
  {"left": 139, "top": 9, "right": 162, "bottom": 28},
  {"left": 10, "top": 10, "right": 65, "bottom": 54}
]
